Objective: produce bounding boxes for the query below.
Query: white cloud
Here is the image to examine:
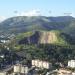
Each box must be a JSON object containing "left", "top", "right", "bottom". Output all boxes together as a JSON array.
[
  {"left": 0, "top": 16, "right": 6, "bottom": 22},
  {"left": 16, "top": 9, "right": 41, "bottom": 17}
]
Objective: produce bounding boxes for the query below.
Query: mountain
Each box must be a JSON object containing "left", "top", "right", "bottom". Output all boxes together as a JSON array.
[
  {"left": 64, "top": 20, "right": 75, "bottom": 38},
  {"left": 0, "top": 16, "right": 74, "bottom": 35},
  {"left": 18, "top": 30, "right": 73, "bottom": 45},
  {"left": 48, "top": 16, "right": 74, "bottom": 22}
]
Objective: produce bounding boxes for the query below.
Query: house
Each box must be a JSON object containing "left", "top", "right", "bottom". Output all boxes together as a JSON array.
[
  {"left": 0, "top": 37, "right": 10, "bottom": 43},
  {"left": 68, "top": 60, "right": 75, "bottom": 68},
  {"left": 0, "top": 72, "right": 7, "bottom": 75},
  {"left": 72, "top": 72, "right": 75, "bottom": 75},
  {"left": 0, "top": 64, "right": 29, "bottom": 75},
  {"left": 14, "top": 64, "right": 28, "bottom": 75},
  {"left": 0, "top": 54, "right": 5, "bottom": 58},
  {"left": 57, "top": 68, "right": 72, "bottom": 75},
  {"left": 32, "top": 59, "right": 52, "bottom": 69}
]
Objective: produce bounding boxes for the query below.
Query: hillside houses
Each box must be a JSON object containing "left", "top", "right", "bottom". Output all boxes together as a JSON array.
[
  {"left": 0, "top": 37, "right": 10, "bottom": 43},
  {"left": 32, "top": 59, "right": 52, "bottom": 69}
]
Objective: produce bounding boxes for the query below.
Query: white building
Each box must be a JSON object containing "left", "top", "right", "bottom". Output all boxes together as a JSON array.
[
  {"left": 72, "top": 72, "right": 75, "bottom": 75},
  {"left": 0, "top": 72, "right": 7, "bottom": 75},
  {"left": 32, "top": 59, "right": 52, "bottom": 69},
  {"left": 68, "top": 60, "right": 75, "bottom": 68},
  {"left": 58, "top": 69, "right": 72, "bottom": 75},
  {"left": 14, "top": 64, "right": 28, "bottom": 74},
  {"left": 1, "top": 39, "right": 10, "bottom": 43}
]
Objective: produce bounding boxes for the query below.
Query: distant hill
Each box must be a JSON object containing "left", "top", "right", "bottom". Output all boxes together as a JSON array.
[
  {"left": 0, "top": 16, "right": 74, "bottom": 36},
  {"left": 64, "top": 20, "right": 75, "bottom": 38}
]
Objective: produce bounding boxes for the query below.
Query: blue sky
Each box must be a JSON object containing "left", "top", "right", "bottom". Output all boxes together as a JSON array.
[{"left": 0, "top": 0, "right": 75, "bottom": 18}]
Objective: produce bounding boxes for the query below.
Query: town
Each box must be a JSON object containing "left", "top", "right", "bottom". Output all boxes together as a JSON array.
[{"left": 0, "top": 36, "right": 75, "bottom": 75}]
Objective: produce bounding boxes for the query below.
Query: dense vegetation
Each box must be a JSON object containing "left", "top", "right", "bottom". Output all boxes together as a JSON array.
[
  {"left": 11, "top": 44, "right": 75, "bottom": 66},
  {"left": 8, "top": 30, "right": 75, "bottom": 66},
  {"left": 0, "top": 44, "right": 20, "bottom": 68}
]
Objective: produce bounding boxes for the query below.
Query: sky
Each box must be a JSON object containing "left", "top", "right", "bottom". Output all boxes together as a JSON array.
[{"left": 0, "top": 0, "right": 75, "bottom": 20}]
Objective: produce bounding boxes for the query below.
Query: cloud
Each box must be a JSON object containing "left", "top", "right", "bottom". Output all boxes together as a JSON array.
[
  {"left": 16, "top": 9, "right": 41, "bottom": 16},
  {"left": 0, "top": 16, "right": 6, "bottom": 22}
]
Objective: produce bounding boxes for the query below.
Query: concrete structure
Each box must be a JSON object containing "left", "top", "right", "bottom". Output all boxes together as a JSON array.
[
  {"left": 72, "top": 72, "right": 75, "bottom": 75},
  {"left": 0, "top": 64, "right": 28, "bottom": 75},
  {"left": 14, "top": 64, "right": 28, "bottom": 74},
  {"left": 0, "top": 37, "right": 10, "bottom": 43},
  {"left": 68, "top": 60, "right": 75, "bottom": 68},
  {"left": 32, "top": 59, "right": 52, "bottom": 69},
  {"left": 1, "top": 40, "right": 9, "bottom": 43},
  {"left": 0, "top": 72, "right": 7, "bottom": 75},
  {"left": 58, "top": 69, "right": 72, "bottom": 75}
]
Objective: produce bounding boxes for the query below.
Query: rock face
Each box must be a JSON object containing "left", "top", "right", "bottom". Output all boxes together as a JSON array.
[
  {"left": 19, "top": 31, "right": 40, "bottom": 44},
  {"left": 19, "top": 31, "right": 67, "bottom": 45},
  {"left": 40, "top": 31, "right": 58, "bottom": 44}
]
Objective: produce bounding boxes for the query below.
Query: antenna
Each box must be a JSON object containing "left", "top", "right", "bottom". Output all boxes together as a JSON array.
[
  {"left": 14, "top": 10, "right": 18, "bottom": 16},
  {"left": 48, "top": 11, "right": 52, "bottom": 16},
  {"left": 64, "top": 13, "right": 72, "bottom": 16}
]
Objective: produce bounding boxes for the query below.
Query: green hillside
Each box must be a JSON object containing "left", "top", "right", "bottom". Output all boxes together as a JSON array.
[
  {"left": 64, "top": 20, "right": 75, "bottom": 38},
  {"left": 16, "top": 30, "right": 72, "bottom": 46},
  {"left": 12, "top": 30, "right": 75, "bottom": 63}
]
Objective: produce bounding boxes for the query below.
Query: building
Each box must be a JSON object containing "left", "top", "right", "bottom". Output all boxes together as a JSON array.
[
  {"left": 72, "top": 72, "right": 75, "bottom": 75},
  {"left": 57, "top": 68, "right": 72, "bottom": 75},
  {"left": 68, "top": 60, "right": 75, "bottom": 68},
  {"left": 0, "top": 37, "right": 10, "bottom": 43},
  {"left": 32, "top": 59, "right": 52, "bottom": 69},
  {"left": 0, "top": 64, "right": 29, "bottom": 75},
  {"left": 14, "top": 64, "right": 28, "bottom": 75},
  {"left": 0, "top": 72, "right": 7, "bottom": 75}
]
